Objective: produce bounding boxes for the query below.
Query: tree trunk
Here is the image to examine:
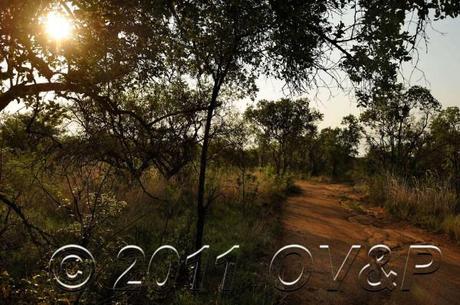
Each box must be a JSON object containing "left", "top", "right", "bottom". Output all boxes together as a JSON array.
[
  {"left": 190, "top": 81, "right": 221, "bottom": 291},
  {"left": 195, "top": 82, "right": 221, "bottom": 251}
]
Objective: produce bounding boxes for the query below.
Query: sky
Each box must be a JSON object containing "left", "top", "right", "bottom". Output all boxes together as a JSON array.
[
  {"left": 242, "top": 16, "right": 460, "bottom": 130},
  {"left": 4, "top": 14, "right": 460, "bottom": 130}
]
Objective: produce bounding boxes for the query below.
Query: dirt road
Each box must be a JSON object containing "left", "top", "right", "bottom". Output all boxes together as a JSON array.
[{"left": 280, "top": 181, "right": 460, "bottom": 305}]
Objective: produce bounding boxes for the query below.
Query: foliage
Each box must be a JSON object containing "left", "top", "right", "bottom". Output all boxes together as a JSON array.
[
  {"left": 424, "top": 107, "right": 460, "bottom": 195},
  {"left": 315, "top": 115, "right": 362, "bottom": 178},
  {"left": 3, "top": 0, "right": 458, "bottom": 110},
  {"left": 0, "top": 106, "right": 288, "bottom": 304},
  {"left": 360, "top": 85, "right": 441, "bottom": 176},
  {"left": 245, "top": 98, "right": 322, "bottom": 176},
  {"left": 68, "top": 80, "right": 208, "bottom": 179}
]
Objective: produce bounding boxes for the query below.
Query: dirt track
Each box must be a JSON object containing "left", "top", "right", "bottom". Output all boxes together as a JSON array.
[{"left": 280, "top": 181, "right": 460, "bottom": 305}]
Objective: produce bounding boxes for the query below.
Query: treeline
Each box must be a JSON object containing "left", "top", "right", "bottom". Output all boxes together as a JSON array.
[
  {"left": 243, "top": 86, "right": 460, "bottom": 194},
  {"left": 243, "top": 98, "right": 361, "bottom": 179},
  {"left": 2, "top": 83, "right": 460, "bottom": 239},
  {"left": 243, "top": 86, "right": 460, "bottom": 239},
  {"left": 221, "top": 85, "right": 460, "bottom": 193},
  {"left": 1, "top": 83, "right": 458, "bottom": 219}
]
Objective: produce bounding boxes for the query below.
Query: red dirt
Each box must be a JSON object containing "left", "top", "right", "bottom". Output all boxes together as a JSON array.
[{"left": 280, "top": 180, "right": 460, "bottom": 305}]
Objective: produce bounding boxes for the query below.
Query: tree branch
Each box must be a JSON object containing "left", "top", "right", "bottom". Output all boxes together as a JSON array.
[
  {"left": 0, "top": 82, "right": 82, "bottom": 111},
  {"left": 0, "top": 192, "right": 54, "bottom": 245}
]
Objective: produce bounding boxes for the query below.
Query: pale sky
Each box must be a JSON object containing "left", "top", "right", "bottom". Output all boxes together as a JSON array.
[
  {"left": 4, "top": 16, "right": 460, "bottom": 131},
  {"left": 244, "top": 17, "right": 460, "bottom": 129}
]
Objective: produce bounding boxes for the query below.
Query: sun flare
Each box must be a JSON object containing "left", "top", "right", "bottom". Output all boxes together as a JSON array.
[{"left": 45, "top": 12, "right": 73, "bottom": 40}]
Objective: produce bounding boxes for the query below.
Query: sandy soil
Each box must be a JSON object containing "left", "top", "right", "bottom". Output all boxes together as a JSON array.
[{"left": 279, "top": 180, "right": 460, "bottom": 305}]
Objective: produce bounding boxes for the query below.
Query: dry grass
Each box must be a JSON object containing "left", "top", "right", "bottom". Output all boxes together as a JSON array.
[
  {"left": 368, "top": 173, "right": 459, "bottom": 239},
  {"left": 442, "top": 215, "right": 460, "bottom": 241}
]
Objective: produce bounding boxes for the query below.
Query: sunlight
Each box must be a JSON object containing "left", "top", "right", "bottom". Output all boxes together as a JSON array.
[{"left": 45, "top": 12, "right": 73, "bottom": 40}]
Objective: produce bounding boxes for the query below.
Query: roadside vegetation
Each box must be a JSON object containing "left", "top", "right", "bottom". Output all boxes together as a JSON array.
[
  {"left": 368, "top": 174, "right": 458, "bottom": 236},
  {"left": 0, "top": 116, "right": 291, "bottom": 304},
  {"left": 362, "top": 100, "right": 460, "bottom": 242}
]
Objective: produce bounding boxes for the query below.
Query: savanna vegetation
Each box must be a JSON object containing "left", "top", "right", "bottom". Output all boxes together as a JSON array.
[{"left": 1, "top": 1, "right": 460, "bottom": 304}]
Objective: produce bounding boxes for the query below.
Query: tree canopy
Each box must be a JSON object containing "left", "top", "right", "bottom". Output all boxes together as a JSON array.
[{"left": 2, "top": 0, "right": 460, "bottom": 111}]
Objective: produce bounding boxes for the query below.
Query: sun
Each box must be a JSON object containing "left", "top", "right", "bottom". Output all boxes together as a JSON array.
[{"left": 45, "top": 12, "right": 73, "bottom": 40}]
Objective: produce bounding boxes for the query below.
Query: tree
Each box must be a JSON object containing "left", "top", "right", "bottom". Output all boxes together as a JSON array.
[
  {"left": 67, "top": 80, "right": 208, "bottom": 181},
  {"left": 245, "top": 98, "right": 323, "bottom": 176},
  {"left": 428, "top": 107, "right": 460, "bottom": 195},
  {"left": 0, "top": 0, "right": 169, "bottom": 111},
  {"left": 0, "top": 100, "right": 67, "bottom": 152},
  {"left": 360, "top": 85, "right": 440, "bottom": 175},
  {"left": 316, "top": 115, "right": 362, "bottom": 178}
]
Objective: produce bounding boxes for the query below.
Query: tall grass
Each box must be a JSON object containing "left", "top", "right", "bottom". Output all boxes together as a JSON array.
[{"left": 368, "top": 173, "right": 460, "bottom": 240}]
